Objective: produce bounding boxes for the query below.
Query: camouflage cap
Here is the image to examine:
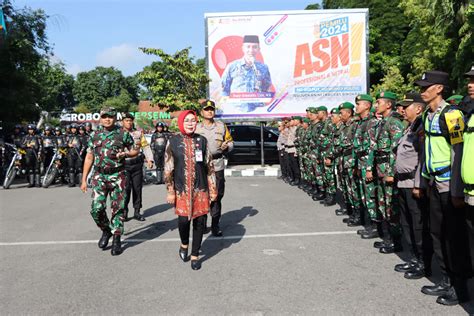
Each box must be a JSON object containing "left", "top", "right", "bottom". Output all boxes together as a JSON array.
[
  {"left": 355, "top": 94, "right": 373, "bottom": 103},
  {"left": 338, "top": 102, "right": 355, "bottom": 110},
  {"left": 446, "top": 95, "right": 463, "bottom": 105},
  {"left": 100, "top": 106, "right": 117, "bottom": 117},
  {"left": 376, "top": 91, "right": 397, "bottom": 101}
]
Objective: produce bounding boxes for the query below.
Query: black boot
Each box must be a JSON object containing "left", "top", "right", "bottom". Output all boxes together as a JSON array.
[
  {"left": 324, "top": 194, "right": 336, "bottom": 206},
  {"left": 68, "top": 172, "right": 76, "bottom": 187},
  {"left": 405, "top": 261, "right": 431, "bottom": 279},
  {"left": 436, "top": 278, "right": 470, "bottom": 306},
  {"left": 335, "top": 207, "right": 347, "bottom": 216},
  {"left": 77, "top": 173, "right": 83, "bottom": 186},
  {"left": 111, "top": 235, "right": 123, "bottom": 256},
  {"left": 98, "top": 229, "right": 112, "bottom": 249},
  {"left": 395, "top": 258, "right": 417, "bottom": 273},
  {"left": 421, "top": 275, "right": 451, "bottom": 296},
  {"left": 361, "top": 223, "right": 379, "bottom": 239},
  {"left": 347, "top": 208, "right": 362, "bottom": 227},
  {"left": 379, "top": 235, "right": 403, "bottom": 254},
  {"left": 123, "top": 208, "right": 130, "bottom": 222},
  {"left": 211, "top": 216, "right": 222, "bottom": 237},
  {"left": 28, "top": 174, "right": 35, "bottom": 188},
  {"left": 35, "top": 174, "right": 41, "bottom": 187},
  {"left": 134, "top": 208, "right": 145, "bottom": 221}
]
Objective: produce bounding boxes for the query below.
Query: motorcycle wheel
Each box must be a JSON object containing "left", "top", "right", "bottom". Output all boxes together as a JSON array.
[
  {"left": 42, "top": 165, "right": 58, "bottom": 188},
  {"left": 3, "top": 165, "right": 17, "bottom": 189}
]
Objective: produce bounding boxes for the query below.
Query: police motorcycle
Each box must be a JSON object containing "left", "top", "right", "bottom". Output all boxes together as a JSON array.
[
  {"left": 3, "top": 143, "right": 27, "bottom": 189},
  {"left": 41, "top": 146, "right": 67, "bottom": 188}
]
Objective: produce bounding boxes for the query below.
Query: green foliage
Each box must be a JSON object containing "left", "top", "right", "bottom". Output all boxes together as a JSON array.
[
  {"left": 305, "top": 3, "right": 321, "bottom": 9},
  {"left": 102, "top": 88, "right": 134, "bottom": 112},
  {"left": 73, "top": 66, "right": 138, "bottom": 112},
  {"left": 74, "top": 103, "right": 90, "bottom": 113},
  {"left": 137, "top": 47, "right": 209, "bottom": 112}
]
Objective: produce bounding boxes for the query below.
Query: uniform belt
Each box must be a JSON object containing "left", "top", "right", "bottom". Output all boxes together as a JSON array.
[
  {"left": 342, "top": 148, "right": 353, "bottom": 157},
  {"left": 395, "top": 170, "right": 416, "bottom": 181},
  {"left": 212, "top": 153, "right": 223, "bottom": 160},
  {"left": 97, "top": 166, "right": 124, "bottom": 174},
  {"left": 465, "top": 127, "right": 474, "bottom": 133},
  {"left": 465, "top": 183, "right": 474, "bottom": 191},
  {"left": 428, "top": 166, "right": 450, "bottom": 177},
  {"left": 125, "top": 154, "right": 144, "bottom": 165},
  {"left": 355, "top": 150, "right": 368, "bottom": 159},
  {"left": 285, "top": 145, "right": 295, "bottom": 148},
  {"left": 375, "top": 156, "right": 390, "bottom": 163}
]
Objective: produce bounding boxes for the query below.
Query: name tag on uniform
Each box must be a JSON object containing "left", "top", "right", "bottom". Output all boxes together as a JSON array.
[{"left": 195, "top": 149, "right": 203, "bottom": 162}]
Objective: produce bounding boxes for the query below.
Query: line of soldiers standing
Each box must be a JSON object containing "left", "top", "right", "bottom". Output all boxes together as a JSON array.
[{"left": 278, "top": 67, "right": 474, "bottom": 306}]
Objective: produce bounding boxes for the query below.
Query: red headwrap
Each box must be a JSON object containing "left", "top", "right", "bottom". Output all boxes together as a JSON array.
[{"left": 178, "top": 110, "right": 197, "bottom": 135}]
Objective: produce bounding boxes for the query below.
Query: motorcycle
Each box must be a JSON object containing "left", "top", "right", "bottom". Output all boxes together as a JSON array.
[
  {"left": 42, "top": 147, "right": 68, "bottom": 188},
  {"left": 3, "top": 143, "right": 27, "bottom": 189}
]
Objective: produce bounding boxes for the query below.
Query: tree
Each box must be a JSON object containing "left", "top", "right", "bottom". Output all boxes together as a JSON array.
[
  {"left": 102, "top": 88, "right": 134, "bottom": 112},
  {"left": 73, "top": 66, "right": 138, "bottom": 112},
  {"left": 138, "top": 47, "right": 209, "bottom": 112},
  {"left": 305, "top": 3, "right": 321, "bottom": 9}
]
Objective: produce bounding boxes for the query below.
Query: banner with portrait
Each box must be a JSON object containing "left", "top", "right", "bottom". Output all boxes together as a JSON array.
[{"left": 205, "top": 9, "right": 369, "bottom": 119}]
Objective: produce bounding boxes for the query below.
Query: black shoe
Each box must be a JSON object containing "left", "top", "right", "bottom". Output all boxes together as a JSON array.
[
  {"left": 123, "top": 209, "right": 130, "bottom": 222},
  {"left": 315, "top": 192, "right": 326, "bottom": 201},
  {"left": 335, "top": 208, "right": 347, "bottom": 216},
  {"left": 373, "top": 241, "right": 386, "bottom": 249},
  {"left": 347, "top": 218, "right": 362, "bottom": 227},
  {"left": 111, "top": 235, "right": 123, "bottom": 256},
  {"left": 212, "top": 229, "right": 223, "bottom": 237},
  {"left": 98, "top": 229, "right": 112, "bottom": 249},
  {"left": 421, "top": 278, "right": 451, "bottom": 296},
  {"left": 394, "top": 262, "right": 414, "bottom": 273},
  {"left": 191, "top": 259, "right": 201, "bottom": 270},
  {"left": 379, "top": 242, "right": 403, "bottom": 254},
  {"left": 357, "top": 228, "right": 367, "bottom": 235},
  {"left": 324, "top": 195, "right": 336, "bottom": 206},
  {"left": 179, "top": 246, "right": 189, "bottom": 262},
  {"left": 436, "top": 287, "right": 460, "bottom": 306},
  {"left": 342, "top": 217, "right": 352, "bottom": 223},
  {"left": 133, "top": 209, "right": 145, "bottom": 221},
  {"left": 405, "top": 265, "right": 430, "bottom": 279}
]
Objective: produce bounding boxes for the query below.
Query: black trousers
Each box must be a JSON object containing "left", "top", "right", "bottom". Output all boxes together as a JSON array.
[
  {"left": 282, "top": 151, "right": 293, "bottom": 180},
  {"left": 42, "top": 148, "right": 55, "bottom": 173},
  {"left": 153, "top": 152, "right": 164, "bottom": 170},
  {"left": 428, "top": 186, "right": 471, "bottom": 278},
  {"left": 178, "top": 215, "right": 206, "bottom": 257},
  {"left": 466, "top": 205, "right": 474, "bottom": 277},
  {"left": 210, "top": 169, "right": 225, "bottom": 219},
  {"left": 124, "top": 162, "right": 143, "bottom": 211},
  {"left": 288, "top": 153, "right": 300, "bottom": 181},
  {"left": 399, "top": 188, "right": 433, "bottom": 265},
  {"left": 24, "top": 149, "right": 40, "bottom": 174},
  {"left": 67, "top": 151, "right": 82, "bottom": 174},
  {"left": 278, "top": 150, "right": 287, "bottom": 178}
]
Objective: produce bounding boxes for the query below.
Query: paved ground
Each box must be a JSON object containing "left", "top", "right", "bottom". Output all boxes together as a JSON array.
[{"left": 0, "top": 178, "right": 472, "bottom": 315}]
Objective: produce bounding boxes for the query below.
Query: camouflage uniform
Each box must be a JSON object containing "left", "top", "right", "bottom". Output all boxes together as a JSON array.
[
  {"left": 374, "top": 111, "right": 405, "bottom": 237},
  {"left": 319, "top": 118, "right": 337, "bottom": 197},
  {"left": 353, "top": 112, "right": 381, "bottom": 222},
  {"left": 310, "top": 120, "right": 324, "bottom": 192},
  {"left": 87, "top": 125, "right": 134, "bottom": 235},
  {"left": 339, "top": 117, "right": 360, "bottom": 210}
]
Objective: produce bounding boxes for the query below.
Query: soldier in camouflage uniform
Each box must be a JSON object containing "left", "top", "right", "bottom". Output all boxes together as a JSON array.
[
  {"left": 353, "top": 95, "right": 382, "bottom": 238},
  {"left": 81, "top": 107, "right": 139, "bottom": 256},
  {"left": 337, "top": 102, "right": 360, "bottom": 224},
  {"left": 306, "top": 107, "right": 320, "bottom": 198},
  {"left": 309, "top": 107, "right": 325, "bottom": 200},
  {"left": 298, "top": 117, "right": 312, "bottom": 191},
  {"left": 371, "top": 91, "right": 405, "bottom": 254},
  {"left": 317, "top": 106, "right": 337, "bottom": 206},
  {"left": 326, "top": 108, "right": 345, "bottom": 213},
  {"left": 294, "top": 116, "right": 305, "bottom": 189}
]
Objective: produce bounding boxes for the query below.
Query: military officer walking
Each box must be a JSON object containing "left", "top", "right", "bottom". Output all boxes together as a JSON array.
[
  {"left": 80, "top": 107, "right": 139, "bottom": 256},
  {"left": 150, "top": 122, "right": 167, "bottom": 184}
]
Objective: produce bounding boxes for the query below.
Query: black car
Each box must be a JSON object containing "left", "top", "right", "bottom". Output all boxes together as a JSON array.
[{"left": 226, "top": 125, "right": 279, "bottom": 165}]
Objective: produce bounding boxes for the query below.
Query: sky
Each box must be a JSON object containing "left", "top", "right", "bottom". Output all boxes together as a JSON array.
[{"left": 16, "top": 0, "right": 321, "bottom": 77}]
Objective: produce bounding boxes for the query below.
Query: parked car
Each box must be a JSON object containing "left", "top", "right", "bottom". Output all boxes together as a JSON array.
[{"left": 226, "top": 125, "right": 280, "bottom": 165}]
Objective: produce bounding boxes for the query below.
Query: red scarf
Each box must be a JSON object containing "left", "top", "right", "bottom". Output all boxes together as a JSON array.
[{"left": 178, "top": 110, "right": 197, "bottom": 136}]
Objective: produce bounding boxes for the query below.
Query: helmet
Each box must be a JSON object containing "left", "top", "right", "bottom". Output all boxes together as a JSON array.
[
  {"left": 66, "top": 124, "right": 71, "bottom": 129},
  {"left": 70, "top": 123, "right": 78, "bottom": 129},
  {"left": 27, "top": 124, "right": 35, "bottom": 130},
  {"left": 14, "top": 124, "right": 22, "bottom": 130},
  {"left": 44, "top": 125, "right": 52, "bottom": 131},
  {"left": 54, "top": 127, "right": 61, "bottom": 132},
  {"left": 85, "top": 122, "right": 92, "bottom": 128},
  {"left": 79, "top": 125, "right": 86, "bottom": 131},
  {"left": 156, "top": 122, "right": 164, "bottom": 128}
]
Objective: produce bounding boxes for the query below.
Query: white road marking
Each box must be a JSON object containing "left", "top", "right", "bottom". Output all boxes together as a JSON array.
[{"left": 0, "top": 230, "right": 357, "bottom": 247}]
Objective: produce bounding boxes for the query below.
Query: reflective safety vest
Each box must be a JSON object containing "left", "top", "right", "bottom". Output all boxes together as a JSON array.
[
  {"left": 422, "top": 102, "right": 464, "bottom": 182},
  {"left": 462, "top": 114, "right": 474, "bottom": 195}
]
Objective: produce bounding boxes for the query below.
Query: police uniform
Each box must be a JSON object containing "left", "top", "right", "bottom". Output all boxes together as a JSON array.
[
  {"left": 41, "top": 126, "right": 57, "bottom": 175},
  {"left": 195, "top": 100, "right": 234, "bottom": 236},
  {"left": 151, "top": 122, "right": 168, "bottom": 184},
  {"left": 122, "top": 112, "right": 154, "bottom": 221},
  {"left": 21, "top": 124, "right": 42, "bottom": 187},
  {"left": 66, "top": 124, "right": 85, "bottom": 187},
  {"left": 86, "top": 107, "right": 136, "bottom": 256},
  {"left": 285, "top": 117, "right": 301, "bottom": 185},
  {"left": 415, "top": 71, "right": 470, "bottom": 305}
]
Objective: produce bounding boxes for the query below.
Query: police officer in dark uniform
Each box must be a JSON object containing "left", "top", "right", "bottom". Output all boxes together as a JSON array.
[
  {"left": 41, "top": 126, "right": 57, "bottom": 174},
  {"left": 54, "top": 126, "right": 68, "bottom": 184},
  {"left": 66, "top": 123, "right": 85, "bottom": 187},
  {"left": 78, "top": 125, "right": 89, "bottom": 166},
  {"left": 21, "top": 124, "right": 42, "bottom": 187},
  {"left": 10, "top": 124, "right": 24, "bottom": 147},
  {"left": 151, "top": 122, "right": 168, "bottom": 184},
  {"left": 84, "top": 122, "right": 93, "bottom": 135}
]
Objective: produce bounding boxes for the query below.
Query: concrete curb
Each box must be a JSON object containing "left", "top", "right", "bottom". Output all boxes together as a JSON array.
[{"left": 224, "top": 167, "right": 281, "bottom": 177}]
